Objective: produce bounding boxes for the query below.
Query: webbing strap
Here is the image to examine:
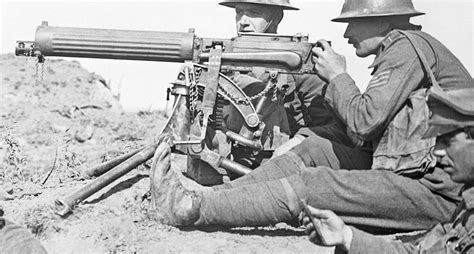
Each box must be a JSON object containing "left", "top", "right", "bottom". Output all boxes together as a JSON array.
[
  {"left": 202, "top": 48, "right": 222, "bottom": 113},
  {"left": 397, "top": 30, "right": 442, "bottom": 91}
]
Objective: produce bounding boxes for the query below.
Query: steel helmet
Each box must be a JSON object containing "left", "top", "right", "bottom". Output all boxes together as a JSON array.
[
  {"left": 332, "top": 0, "right": 424, "bottom": 22},
  {"left": 219, "top": 0, "right": 299, "bottom": 10}
]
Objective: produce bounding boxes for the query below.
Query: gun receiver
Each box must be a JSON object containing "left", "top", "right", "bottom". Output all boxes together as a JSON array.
[{"left": 16, "top": 21, "right": 318, "bottom": 216}]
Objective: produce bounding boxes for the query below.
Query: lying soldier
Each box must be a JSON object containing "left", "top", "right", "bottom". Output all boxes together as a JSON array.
[{"left": 302, "top": 86, "right": 474, "bottom": 253}]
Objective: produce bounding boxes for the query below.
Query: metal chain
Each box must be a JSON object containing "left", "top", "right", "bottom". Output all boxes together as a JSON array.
[
  {"left": 34, "top": 58, "right": 45, "bottom": 86},
  {"left": 218, "top": 81, "right": 276, "bottom": 105},
  {"left": 188, "top": 64, "right": 278, "bottom": 106},
  {"left": 41, "top": 60, "right": 45, "bottom": 83},
  {"left": 35, "top": 59, "right": 40, "bottom": 86},
  {"left": 189, "top": 65, "right": 202, "bottom": 114},
  {"left": 272, "top": 82, "right": 280, "bottom": 102}
]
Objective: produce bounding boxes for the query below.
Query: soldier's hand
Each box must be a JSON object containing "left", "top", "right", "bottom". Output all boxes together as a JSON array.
[
  {"left": 302, "top": 205, "right": 353, "bottom": 251},
  {"left": 312, "top": 39, "right": 347, "bottom": 82}
]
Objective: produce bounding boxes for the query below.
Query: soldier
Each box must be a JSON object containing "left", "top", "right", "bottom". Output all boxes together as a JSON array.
[
  {"left": 148, "top": 0, "right": 472, "bottom": 233},
  {"left": 219, "top": 0, "right": 356, "bottom": 168},
  {"left": 302, "top": 86, "right": 474, "bottom": 253},
  {"left": 0, "top": 208, "right": 47, "bottom": 254}
]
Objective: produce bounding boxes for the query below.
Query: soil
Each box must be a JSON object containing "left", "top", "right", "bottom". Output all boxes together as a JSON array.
[{"left": 0, "top": 53, "right": 333, "bottom": 253}]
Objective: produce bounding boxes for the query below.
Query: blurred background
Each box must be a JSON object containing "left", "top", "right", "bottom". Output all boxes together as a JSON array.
[{"left": 1, "top": 0, "right": 472, "bottom": 111}]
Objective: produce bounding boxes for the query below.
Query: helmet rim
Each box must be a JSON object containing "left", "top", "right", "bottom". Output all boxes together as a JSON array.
[
  {"left": 332, "top": 0, "right": 424, "bottom": 23},
  {"left": 219, "top": 0, "right": 299, "bottom": 11},
  {"left": 332, "top": 11, "right": 425, "bottom": 22}
]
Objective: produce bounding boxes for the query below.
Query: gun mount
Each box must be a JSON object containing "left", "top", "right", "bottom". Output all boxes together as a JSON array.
[{"left": 16, "top": 21, "right": 318, "bottom": 216}]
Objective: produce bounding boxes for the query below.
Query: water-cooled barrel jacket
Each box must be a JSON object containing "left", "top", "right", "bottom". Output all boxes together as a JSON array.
[
  {"left": 348, "top": 186, "right": 474, "bottom": 253},
  {"left": 324, "top": 29, "right": 473, "bottom": 175}
]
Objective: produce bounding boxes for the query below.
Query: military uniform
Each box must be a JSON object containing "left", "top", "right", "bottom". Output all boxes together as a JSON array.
[
  {"left": 349, "top": 186, "right": 473, "bottom": 253},
  {"left": 284, "top": 74, "right": 338, "bottom": 134},
  {"left": 194, "top": 28, "right": 473, "bottom": 232},
  {"left": 0, "top": 218, "right": 47, "bottom": 254}
]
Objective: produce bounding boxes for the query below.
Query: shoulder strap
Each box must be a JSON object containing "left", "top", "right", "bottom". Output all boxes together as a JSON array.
[{"left": 397, "top": 30, "right": 442, "bottom": 90}]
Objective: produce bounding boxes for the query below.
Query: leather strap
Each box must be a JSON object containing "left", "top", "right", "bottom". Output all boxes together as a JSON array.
[{"left": 397, "top": 30, "right": 442, "bottom": 91}]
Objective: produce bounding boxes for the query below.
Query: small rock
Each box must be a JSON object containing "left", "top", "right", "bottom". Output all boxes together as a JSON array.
[
  {"left": 0, "top": 189, "right": 14, "bottom": 201},
  {"left": 3, "top": 183, "right": 14, "bottom": 194},
  {"left": 75, "top": 125, "right": 95, "bottom": 143},
  {"left": 52, "top": 124, "right": 68, "bottom": 133}
]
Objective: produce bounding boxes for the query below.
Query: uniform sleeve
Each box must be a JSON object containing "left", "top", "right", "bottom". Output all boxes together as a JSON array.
[
  {"left": 324, "top": 37, "right": 427, "bottom": 141},
  {"left": 348, "top": 227, "right": 418, "bottom": 254},
  {"left": 294, "top": 74, "right": 336, "bottom": 127}
]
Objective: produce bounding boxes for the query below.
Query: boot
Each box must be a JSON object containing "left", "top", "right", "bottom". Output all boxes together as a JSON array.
[{"left": 149, "top": 142, "right": 203, "bottom": 226}]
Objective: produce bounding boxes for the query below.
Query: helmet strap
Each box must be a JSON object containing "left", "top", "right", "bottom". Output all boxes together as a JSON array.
[
  {"left": 263, "top": 19, "right": 274, "bottom": 33},
  {"left": 263, "top": 9, "right": 283, "bottom": 33}
]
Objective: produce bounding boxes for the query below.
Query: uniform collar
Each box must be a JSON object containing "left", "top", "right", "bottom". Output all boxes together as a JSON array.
[
  {"left": 462, "top": 185, "right": 474, "bottom": 210},
  {"left": 368, "top": 32, "right": 395, "bottom": 69},
  {"left": 368, "top": 27, "right": 421, "bottom": 70}
]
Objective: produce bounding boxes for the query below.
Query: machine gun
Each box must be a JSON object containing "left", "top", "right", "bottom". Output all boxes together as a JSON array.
[{"left": 16, "top": 21, "right": 318, "bottom": 216}]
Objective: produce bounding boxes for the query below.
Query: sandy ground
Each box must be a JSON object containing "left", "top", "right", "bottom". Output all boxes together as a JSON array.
[{"left": 1, "top": 54, "right": 335, "bottom": 253}]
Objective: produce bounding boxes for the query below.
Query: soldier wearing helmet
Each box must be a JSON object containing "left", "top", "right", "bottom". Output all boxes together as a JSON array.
[
  {"left": 147, "top": 0, "right": 472, "bottom": 234},
  {"left": 219, "top": 0, "right": 298, "bottom": 34},
  {"left": 220, "top": 0, "right": 363, "bottom": 171},
  {"left": 302, "top": 86, "right": 474, "bottom": 253}
]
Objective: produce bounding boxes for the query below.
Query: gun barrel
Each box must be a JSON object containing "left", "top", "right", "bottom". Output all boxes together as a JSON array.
[{"left": 20, "top": 21, "right": 195, "bottom": 62}]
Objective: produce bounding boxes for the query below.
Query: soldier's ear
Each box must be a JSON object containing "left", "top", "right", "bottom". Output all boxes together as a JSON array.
[{"left": 377, "top": 19, "right": 392, "bottom": 35}]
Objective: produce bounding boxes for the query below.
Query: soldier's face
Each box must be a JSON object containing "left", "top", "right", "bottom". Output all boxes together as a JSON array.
[
  {"left": 234, "top": 3, "right": 276, "bottom": 33},
  {"left": 343, "top": 18, "right": 388, "bottom": 57},
  {"left": 434, "top": 129, "right": 474, "bottom": 184}
]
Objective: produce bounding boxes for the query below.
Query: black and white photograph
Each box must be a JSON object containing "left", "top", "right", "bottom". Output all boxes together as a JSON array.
[{"left": 1, "top": 0, "right": 473, "bottom": 253}]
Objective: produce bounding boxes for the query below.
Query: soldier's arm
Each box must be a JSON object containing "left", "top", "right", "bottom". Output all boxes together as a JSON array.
[
  {"left": 324, "top": 36, "right": 428, "bottom": 141},
  {"left": 294, "top": 74, "right": 335, "bottom": 127},
  {"left": 347, "top": 227, "right": 419, "bottom": 254},
  {"left": 303, "top": 206, "right": 421, "bottom": 254}
]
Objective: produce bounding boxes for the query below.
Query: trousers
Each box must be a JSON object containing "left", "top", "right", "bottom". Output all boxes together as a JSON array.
[{"left": 196, "top": 130, "right": 461, "bottom": 233}]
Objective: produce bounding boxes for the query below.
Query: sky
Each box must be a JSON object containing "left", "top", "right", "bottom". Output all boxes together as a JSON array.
[{"left": 1, "top": 0, "right": 473, "bottom": 111}]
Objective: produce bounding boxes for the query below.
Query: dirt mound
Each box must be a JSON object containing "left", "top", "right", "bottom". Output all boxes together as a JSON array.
[
  {"left": 1, "top": 53, "right": 165, "bottom": 184},
  {"left": 0, "top": 53, "right": 330, "bottom": 253}
]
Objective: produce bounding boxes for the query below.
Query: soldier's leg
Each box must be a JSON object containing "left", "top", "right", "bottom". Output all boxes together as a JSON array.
[
  {"left": 300, "top": 167, "right": 459, "bottom": 233},
  {"left": 290, "top": 133, "right": 372, "bottom": 169},
  {"left": 151, "top": 144, "right": 456, "bottom": 231},
  {"left": 201, "top": 167, "right": 457, "bottom": 231},
  {"left": 150, "top": 142, "right": 307, "bottom": 227},
  {"left": 214, "top": 150, "right": 303, "bottom": 190},
  {"left": 197, "top": 174, "right": 308, "bottom": 226},
  {"left": 215, "top": 132, "right": 372, "bottom": 190},
  {"left": 273, "top": 118, "right": 348, "bottom": 157}
]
